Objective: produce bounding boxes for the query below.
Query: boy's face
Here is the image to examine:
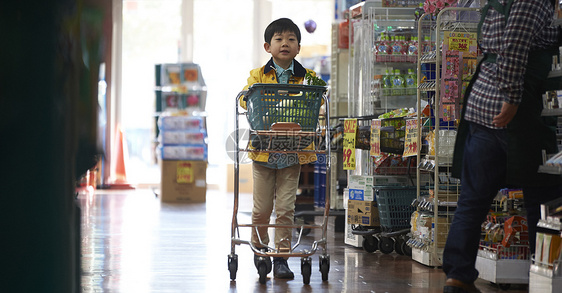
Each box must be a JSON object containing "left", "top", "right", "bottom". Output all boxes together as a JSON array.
[{"left": 264, "top": 31, "right": 300, "bottom": 69}]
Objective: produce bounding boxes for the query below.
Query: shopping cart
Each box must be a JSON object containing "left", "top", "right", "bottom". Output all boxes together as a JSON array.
[
  {"left": 228, "top": 83, "right": 331, "bottom": 285},
  {"left": 352, "top": 186, "right": 418, "bottom": 255}
]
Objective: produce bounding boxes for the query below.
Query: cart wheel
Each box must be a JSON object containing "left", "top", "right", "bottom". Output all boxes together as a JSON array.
[
  {"left": 394, "top": 237, "right": 405, "bottom": 255},
  {"left": 498, "top": 283, "right": 511, "bottom": 290},
  {"left": 362, "top": 235, "right": 379, "bottom": 253},
  {"left": 378, "top": 236, "right": 395, "bottom": 254},
  {"left": 257, "top": 261, "right": 268, "bottom": 284},
  {"left": 401, "top": 240, "right": 412, "bottom": 257},
  {"left": 228, "top": 254, "right": 238, "bottom": 281},
  {"left": 301, "top": 257, "right": 312, "bottom": 285},
  {"left": 319, "top": 255, "right": 330, "bottom": 282},
  {"left": 254, "top": 249, "right": 272, "bottom": 274}
]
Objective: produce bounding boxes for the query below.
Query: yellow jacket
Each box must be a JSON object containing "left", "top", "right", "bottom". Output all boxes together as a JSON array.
[{"left": 240, "top": 58, "right": 319, "bottom": 165}]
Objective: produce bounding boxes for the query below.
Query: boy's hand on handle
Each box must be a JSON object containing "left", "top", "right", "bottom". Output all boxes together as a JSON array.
[{"left": 493, "top": 102, "right": 518, "bottom": 128}]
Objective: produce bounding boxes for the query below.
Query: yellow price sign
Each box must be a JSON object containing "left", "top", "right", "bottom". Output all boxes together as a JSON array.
[
  {"left": 343, "top": 119, "right": 357, "bottom": 170},
  {"left": 370, "top": 119, "right": 381, "bottom": 156},
  {"left": 448, "top": 37, "right": 470, "bottom": 52},
  {"left": 403, "top": 119, "right": 418, "bottom": 157},
  {"left": 177, "top": 161, "right": 194, "bottom": 183}
]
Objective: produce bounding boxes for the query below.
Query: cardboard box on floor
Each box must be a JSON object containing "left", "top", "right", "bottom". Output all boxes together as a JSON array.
[
  {"left": 160, "top": 160, "right": 207, "bottom": 203},
  {"left": 347, "top": 200, "right": 380, "bottom": 226},
  {"left": 226, "top": 163, "right": 253, "bottom": 193}
]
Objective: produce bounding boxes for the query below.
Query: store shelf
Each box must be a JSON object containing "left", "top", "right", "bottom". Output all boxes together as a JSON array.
[
  {"left": 411, "top": 8, "right": 480, "bottom": 268},
  {"left": 419, "top": 52, "right": 437, "bottom": 63},
  {"left": 475, "top": 243, "right": 531, "bottom": 286},
  {"left": 547, "top": 70, "right": 562, "bottom": 78},
  {"left": 538, "top": 165, "right": 562, "bottom": 175},
  {"left": 530, "top": 269, "right": 562, "bottom": 293},
  {"left": 475, "top": 254, "right": 530, "bottom": 286},
  {"left": 542, "top": 108, "right": 562, "bottom": 116},
  {"left": 537, "top": 218, "right": 562, "bottom": 231},
  {"left": 418, "top": 81, "right": 436, "bottom": 92},
  {"left": 530, "top": 259, "right": 562, "bottom": 293}
]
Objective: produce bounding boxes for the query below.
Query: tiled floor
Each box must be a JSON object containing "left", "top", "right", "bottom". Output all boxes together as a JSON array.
[{"left": 78, "top": 188, "right": 529, "bottom": 292}]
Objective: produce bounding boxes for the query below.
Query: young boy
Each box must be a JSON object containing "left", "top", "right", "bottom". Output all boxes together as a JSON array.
[{"left": 239, "top": 18, "right": 319, "bottom": 279}]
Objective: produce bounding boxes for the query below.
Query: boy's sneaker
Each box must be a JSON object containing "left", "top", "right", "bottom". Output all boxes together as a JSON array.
[
  {"left": 273, "top": 257, "right": 294, "bottom": 279},
  {"left": 253, "top": 247, "right": 272, "bottom": 274}
]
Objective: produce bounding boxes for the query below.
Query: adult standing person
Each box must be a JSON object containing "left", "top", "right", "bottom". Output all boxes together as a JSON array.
[{"left": 443, "top": 0, "right": 562, "bottom": 292}]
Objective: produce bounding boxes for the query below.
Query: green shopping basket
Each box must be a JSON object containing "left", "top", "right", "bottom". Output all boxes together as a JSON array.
[
  {"left": 374, "top": 186, "right": 418, "bottom": 231},
  {"left": 245, "top": 83, "right": 326, "bottom": 131}
]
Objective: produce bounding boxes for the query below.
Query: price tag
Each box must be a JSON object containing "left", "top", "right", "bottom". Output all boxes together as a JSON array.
[
  {"left": 448, "top": 36, "right": 469, "bottom": 52},
  {"left": 370, "top": 119, "right": 381, "bottom": 157},
  {"left": 403, "top": 119, "right": 418, "bottom": 157},
  {"left": 177, "top": 161, "right": 193, "bottom": 183},
  {"left": 343, "top": 119, "right": 357, "bottom": 170}
]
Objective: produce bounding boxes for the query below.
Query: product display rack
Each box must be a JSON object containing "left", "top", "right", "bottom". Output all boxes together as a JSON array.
[
  {"left": 153, "top": 63, "right": 208, "bottom": 162},
  {"left": 528, "top": 61, "right": 562, "bottom": 293},
  {"left": 529, "top": 217, "right": 562, "bottom": 292},
  {"left": 538, "top": 70, "right": 562, "bottom": 175},
  {"left": 349, "top": 5, "right": 419, "bottom": 119},
  {"left": 344, "top": 1, "right": 422, "bottom": 253},
  {"left": 474, "top": 195, "right": 532, "bottom": 289},
  {"left": 410, "top": 7, "right": 480, "bottom": 267}
]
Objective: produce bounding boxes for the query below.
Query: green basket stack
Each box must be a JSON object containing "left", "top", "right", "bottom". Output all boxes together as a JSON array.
[
  {"left": 245, "top": 83, "right": 326, "bottom": 131},
  {"left": 374, "top": 186, "right": 417, "bottom": 231}
]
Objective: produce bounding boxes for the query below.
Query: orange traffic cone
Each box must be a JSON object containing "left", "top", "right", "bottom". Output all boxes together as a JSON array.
[{"left": 109, "top": 126, "right": 134, "bottom": 189}]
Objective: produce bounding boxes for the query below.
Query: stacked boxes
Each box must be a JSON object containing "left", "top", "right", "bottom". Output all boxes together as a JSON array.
[
  {"left": 158, "top": 114, "right": 208, "bottom": 203},
  {"left": 158, "top": 115, "right": 208, "bottom": 161},
  {"left": 160, "top": 160, "right": 207, "bottom": 203},
  {"left": 346, "top": 175, "right": 379, "bottom": 226},
  {"left": 347, "top": 200, "right": 380, "bottom": 226}
]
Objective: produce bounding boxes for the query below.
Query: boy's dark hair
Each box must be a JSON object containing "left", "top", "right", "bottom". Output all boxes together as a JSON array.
[{"left": 264, "top": 18, "right": 301, "bottom": 44}]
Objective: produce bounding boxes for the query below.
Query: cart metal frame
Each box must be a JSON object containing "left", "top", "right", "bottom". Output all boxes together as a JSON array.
[{"left": 228, "top": 83, "right": 331, "bottom": 285}]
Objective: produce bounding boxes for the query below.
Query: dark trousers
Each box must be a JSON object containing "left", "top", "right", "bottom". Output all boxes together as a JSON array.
[{"left": 443, "top": 122, "right": 562, "bottom": 283}]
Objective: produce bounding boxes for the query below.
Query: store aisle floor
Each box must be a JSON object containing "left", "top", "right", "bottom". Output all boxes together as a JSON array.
[{"left": 78, "top": 189, "right": 528, "bottom": 293}]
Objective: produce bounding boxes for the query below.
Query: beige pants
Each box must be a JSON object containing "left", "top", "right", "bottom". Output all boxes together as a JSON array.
[{"left": 251, "top": 162, "right": 301, "bottom": 250}]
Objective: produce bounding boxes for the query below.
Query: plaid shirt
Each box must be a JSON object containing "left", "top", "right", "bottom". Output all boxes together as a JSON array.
[{"left": 464, "top": 0, "right": 560, "bottom": 129}]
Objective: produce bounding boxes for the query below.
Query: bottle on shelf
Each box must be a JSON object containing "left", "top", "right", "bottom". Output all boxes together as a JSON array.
[
  {"left": 372, "top": 74, "right": 383, "bottom": 98},
  {"left": 376, "top": 33, "right": 388, "bottom": 57},
  {"left": 423, "top": 36, "right": 433, "bottom": 53},
  {"left": 408, "top": 37, "right": 418, "bottom": 56},
  {"left": 406, "top": 68, "right": 417, "bottom": 95},
  {"left": 382, "top": 69, "right": 393, "bottom": 96},
  {"left": 400, "top": 36, "right": 409, "bottom": 56},
  {"left": 392, "top": 36, "right": 403, "bottom": 57},
  {"left": 392, "top": 69, "right": 405, "bottom": 96}
]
